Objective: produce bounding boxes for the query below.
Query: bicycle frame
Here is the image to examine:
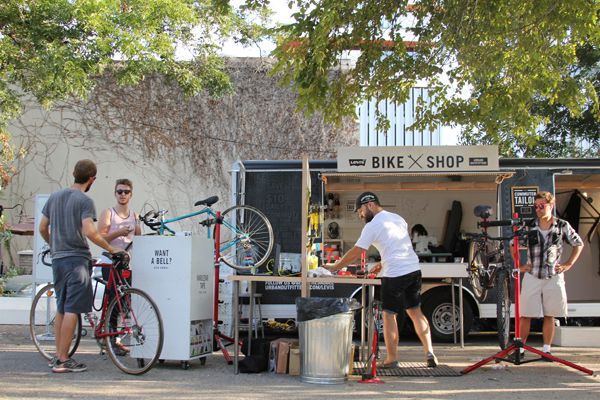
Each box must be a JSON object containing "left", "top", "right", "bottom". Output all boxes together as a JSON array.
[
  {"left": 153, "top": 207, "right": 240, "bottom": 255},
  {"left": 88, "top": 260, "right": 135, "bottom": 343}
]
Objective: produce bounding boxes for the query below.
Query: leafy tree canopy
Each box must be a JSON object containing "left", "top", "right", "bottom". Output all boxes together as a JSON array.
[
  {"left": 272, "top": 0, "right": 600, "bottom": 156},
  {"left": 0, "top": 0, "right": 270, "bottom": 187}
]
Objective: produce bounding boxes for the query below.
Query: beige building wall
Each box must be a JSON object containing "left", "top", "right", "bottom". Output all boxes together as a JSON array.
[{"left": 3, "top": 57, "right": 359, "bottom": 268}]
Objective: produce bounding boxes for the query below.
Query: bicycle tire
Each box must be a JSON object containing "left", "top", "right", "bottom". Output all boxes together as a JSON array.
[
  {"left": 29, "top": 283, "right": 82, "bottom": 360},
  {"left": 496, "top": 269, "right": 511, "bottom": 350},
  {"left": 467, "top": 241, "right": 488, "bottom": 302},
  {"left": 105, "top": 288, "right": 164, "bottom": 375},
  {"left": 219, "top": 205, "right": 274, "bottom": 271}
]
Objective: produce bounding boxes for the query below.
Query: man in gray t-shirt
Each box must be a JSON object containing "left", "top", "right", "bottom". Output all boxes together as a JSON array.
[{"left": 39, "top": 159, "right": 118, "bottom": 373}]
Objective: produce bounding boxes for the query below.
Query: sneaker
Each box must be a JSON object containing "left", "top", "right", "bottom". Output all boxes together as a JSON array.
[
  {"left": 52, "top": 358, "right": 87, "bottom": 373},
  {"left": 48, "top": 356, "right": 57, "bottom": 368},
  {"left": 507, "top": 350, "right": 526, "bottom": 363},
  {"left": 426, "top": 352, "right": 439, "bottom": 368},
  {"left": 542, "top": 352, "right": 553, "bottom": 362},
  {"left": 379, "top": 360, "right": 400, "bottom": 369}
]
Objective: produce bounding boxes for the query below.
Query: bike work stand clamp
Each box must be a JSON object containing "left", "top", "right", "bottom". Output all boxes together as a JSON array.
[{"left": 461, "top": 213, "right": 593, "bottom": 376}]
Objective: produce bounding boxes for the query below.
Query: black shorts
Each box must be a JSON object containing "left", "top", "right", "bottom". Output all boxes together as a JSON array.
[
  {"left": 52, "top": 256, "right": 93, "bottom": 314},
  {"left": 380, "top": 270, "right": 422, "bottom": 315}
]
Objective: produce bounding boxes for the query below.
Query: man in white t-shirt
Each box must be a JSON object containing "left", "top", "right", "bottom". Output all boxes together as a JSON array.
[{"left": 325, "top": 192, "right": 438, "bottom": 368}]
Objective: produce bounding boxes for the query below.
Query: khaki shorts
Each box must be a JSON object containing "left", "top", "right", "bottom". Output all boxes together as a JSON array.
[{"left": 520, "top": 273, "right": 568, "bottom": 318}]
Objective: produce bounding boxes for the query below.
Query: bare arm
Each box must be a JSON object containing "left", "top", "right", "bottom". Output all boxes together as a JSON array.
[
  {"left": 39, "top": 215, "right": 50, "bottom": 244},
  {"left": 556, "top": 244, "right": 584, "bottom": 273},
  {"left": 83, "top": 217, "right": 119, "bottom": 254},
  {"left": 134, "top": 212, "right": 141, "bottom": 236},
  {"left": 325, "top": 246, "right": 365, "bottom": 272}
]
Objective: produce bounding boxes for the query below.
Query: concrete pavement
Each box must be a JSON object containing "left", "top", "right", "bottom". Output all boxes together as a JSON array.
[{"left": 1, "top": 325, "right": 599, "bottom": 399}]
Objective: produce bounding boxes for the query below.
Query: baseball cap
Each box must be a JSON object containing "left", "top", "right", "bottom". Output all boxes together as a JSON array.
[{"left": 354, "top": 192, "right": 379, "bottom": 212}]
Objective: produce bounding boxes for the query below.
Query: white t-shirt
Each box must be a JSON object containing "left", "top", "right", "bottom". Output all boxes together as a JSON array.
[{"left": 355, "top": 210, "right": 420, "bottom": 278}]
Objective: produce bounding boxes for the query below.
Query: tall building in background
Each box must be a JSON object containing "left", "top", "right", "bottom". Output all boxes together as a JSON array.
[{"left": 359, "top": 86, "right": 455, "bottom": 146}]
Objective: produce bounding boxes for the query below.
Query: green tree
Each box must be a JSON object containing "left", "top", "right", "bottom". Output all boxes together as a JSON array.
[
  {"left": 0, "top": 0, "right": 270, "bottom": 185},
  {"left": 272, "top": 0, "right": 600, "bottom": 156}
]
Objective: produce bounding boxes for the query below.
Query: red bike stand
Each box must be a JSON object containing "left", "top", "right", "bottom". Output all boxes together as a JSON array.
[
  {"left": 359, "top": 301, "right": 385, "bottom": 384},
  {"left": 212, "top": 211, "right": 239, "bottom": 365},
  {"left": 462, "top": 215, "right": 593, "bottom": 376}
]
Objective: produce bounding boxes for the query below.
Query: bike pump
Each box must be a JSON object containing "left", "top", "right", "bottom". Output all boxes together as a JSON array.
[{"left": 462, "top": 213, "right": 593, "bottom": 375}]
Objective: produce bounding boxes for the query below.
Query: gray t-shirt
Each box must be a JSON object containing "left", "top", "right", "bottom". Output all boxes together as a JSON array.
[{"left": 42, "top": 188, "right": 96, "bottom": 260}]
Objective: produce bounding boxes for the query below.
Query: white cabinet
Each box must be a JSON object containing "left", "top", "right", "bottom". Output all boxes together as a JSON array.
[{"left": 132, "top": 235, "right": 214, "bottom": 363}]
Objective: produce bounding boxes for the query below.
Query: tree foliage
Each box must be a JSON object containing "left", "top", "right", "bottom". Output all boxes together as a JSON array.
[
  {"left": 463, "top": 44, "right": 600, "bottom": 157},
  {"left": 272, "top": 0, "right": 600, "bottom": 156},
  {"left": 0, "top": 0, "right": 270, "bottom": 187}
]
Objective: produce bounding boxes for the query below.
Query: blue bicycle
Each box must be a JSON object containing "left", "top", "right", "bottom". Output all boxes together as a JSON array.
[{"left": 139, "top": 196, "right": 274, "bottom": 272}]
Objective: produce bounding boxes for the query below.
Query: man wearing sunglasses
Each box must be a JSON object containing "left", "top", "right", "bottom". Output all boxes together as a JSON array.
[
  {"left": 515, "top": 191, "right": 583, "bottom": 361},
  {"left": 98, "top": 179, "right": 141, "bottom": 248},
  {"left": 97, "top": 179, "right": 141, "bottom": 355}
]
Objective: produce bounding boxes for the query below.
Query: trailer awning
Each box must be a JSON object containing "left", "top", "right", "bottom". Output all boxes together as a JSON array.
[{"left": 321, "top": 171, "right": 514, "bottom": 192}]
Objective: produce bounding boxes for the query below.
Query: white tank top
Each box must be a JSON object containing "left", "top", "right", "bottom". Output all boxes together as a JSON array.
[{"left": 107, "top": 208, "right": 136, "bottom": 250}]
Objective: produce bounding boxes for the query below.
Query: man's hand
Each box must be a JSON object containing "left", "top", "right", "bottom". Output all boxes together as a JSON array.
[
  {"left": 520, "top": 263, "right": 532, "bottom": 273},
  {"left": 324, "top": 262, "right": 337, "bottom": 272},
  {"left": 369, "top": 262, "right": 382, "bottom": 275},
  {"left": 555, "top": 263, "right": 572, "bottom": 274},
  {"left": 117, "top": 226, "right": 133, "bottom": 237}
]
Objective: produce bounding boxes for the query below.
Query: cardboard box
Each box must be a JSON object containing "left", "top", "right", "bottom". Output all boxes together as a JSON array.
[
  {"left": 288, "top": 346, "right": 300, "bottom": 376},
  {"left": 269, "top": 338, "right": 299, "bottom": 374},
  {"left": 276, "top": 341, "right": 290, "bottom": 374}
]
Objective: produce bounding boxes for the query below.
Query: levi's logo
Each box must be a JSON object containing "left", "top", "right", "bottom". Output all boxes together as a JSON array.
[{"left": 349, "top": 159, "right": 367, "bottom": 166}]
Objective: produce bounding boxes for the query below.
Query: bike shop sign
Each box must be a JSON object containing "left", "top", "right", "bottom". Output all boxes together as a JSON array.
[{"left": 337, "top": 145, "right": 499, "bottom": 173}]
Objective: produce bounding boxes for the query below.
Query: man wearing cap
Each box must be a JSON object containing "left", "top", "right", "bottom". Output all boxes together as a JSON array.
[{"left": 325, "top": 192, "right": 438, "bottom": 368}]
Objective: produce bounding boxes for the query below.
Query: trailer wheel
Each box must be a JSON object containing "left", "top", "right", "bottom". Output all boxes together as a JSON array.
[{"left": 421, "top": 290, "right": 474, "bottom": 342}]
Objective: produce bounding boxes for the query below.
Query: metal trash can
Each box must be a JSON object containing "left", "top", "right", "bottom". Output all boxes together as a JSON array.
[{"left": 296, "top": 297, "right": 359, "bottom": 384}]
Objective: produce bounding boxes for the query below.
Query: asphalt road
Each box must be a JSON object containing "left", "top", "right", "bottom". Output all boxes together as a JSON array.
[{"left": 1, "top": 325, "right": 599, "bottom": 400}]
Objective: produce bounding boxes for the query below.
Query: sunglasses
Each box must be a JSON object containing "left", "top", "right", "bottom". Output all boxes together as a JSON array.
[
  {"left": 116, "top": 189, "right": 131, "bottom": 195},
  {"left": 534, "top": 203, "right": 549, "bottom": 210}
]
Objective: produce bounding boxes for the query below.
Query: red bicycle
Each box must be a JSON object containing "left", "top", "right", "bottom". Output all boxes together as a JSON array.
[{"left": 29, "top": 251, "right": 164, "bottom": 374}]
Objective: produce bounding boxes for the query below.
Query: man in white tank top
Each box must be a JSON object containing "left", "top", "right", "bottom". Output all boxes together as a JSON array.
[
  {"left": 325, "top": 192, "right": 438, "bottom": 368},
  {"left": 98, "top": 178, "right": 141, "bottom": 249},
  {"left": 97, "top": 179, "right": 141, "bottom": 354}
]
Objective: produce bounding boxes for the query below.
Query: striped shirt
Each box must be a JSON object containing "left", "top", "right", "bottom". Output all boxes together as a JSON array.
[{"left": 526, "top": 217, "right": 583, "bottom": 279}]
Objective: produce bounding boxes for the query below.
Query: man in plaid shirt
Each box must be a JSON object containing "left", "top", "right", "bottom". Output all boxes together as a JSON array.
[{"left": 515, "top": 191, "right": 584, "bottom": 360}]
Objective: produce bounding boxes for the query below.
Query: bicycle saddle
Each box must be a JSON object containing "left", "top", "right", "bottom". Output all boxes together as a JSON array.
[
  {"left": 194, "top": 196, "right": 219, "bottom": 207},
  {"left": 474, "top": 205, "right": 493, "bottom": 219}
]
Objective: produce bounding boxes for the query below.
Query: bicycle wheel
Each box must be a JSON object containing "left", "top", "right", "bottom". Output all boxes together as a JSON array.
[
  {"left": 219, "top": 205, "right": 274, "bottom": 271},
  {"left": 105, "top": 288, "right": 163, "bottom": 375},
  {"left": 29, "top": 283, "right": 82, "bottom": 360},
  {"left": 496, "top": 269, "right": 511, "bottom": 350},
  {"left": 467, "top": 241, "right": 488, "bottom": 302}
]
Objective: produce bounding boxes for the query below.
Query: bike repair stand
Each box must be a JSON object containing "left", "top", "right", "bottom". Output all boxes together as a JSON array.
[
  {"left": 359, "top": 299, "right": 384, "bottom": 384},
  {"left": 462, "top": 214, "right": 593, "bottom": 375},
  {"left": 212, "top": 211, "right": 239, "bottom": 365}
]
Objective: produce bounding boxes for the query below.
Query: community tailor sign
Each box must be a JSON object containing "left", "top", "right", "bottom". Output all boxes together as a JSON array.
[{"left": 337, "top": 145, "right": 499, "bottom": 173}]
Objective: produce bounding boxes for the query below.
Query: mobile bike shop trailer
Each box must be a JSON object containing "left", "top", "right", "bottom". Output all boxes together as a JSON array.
[{"left": 231, "top": 149, "right": 600, "bottom": 341}]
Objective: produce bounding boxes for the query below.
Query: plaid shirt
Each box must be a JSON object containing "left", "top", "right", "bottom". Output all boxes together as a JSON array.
[{"left": 526, "top": 217, "right": 583, "bottom": 279}]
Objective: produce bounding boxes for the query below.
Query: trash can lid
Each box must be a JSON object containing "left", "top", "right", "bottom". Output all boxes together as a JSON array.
[{"left": 295, "top": 297, "right": 361, "bottom": 322}]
